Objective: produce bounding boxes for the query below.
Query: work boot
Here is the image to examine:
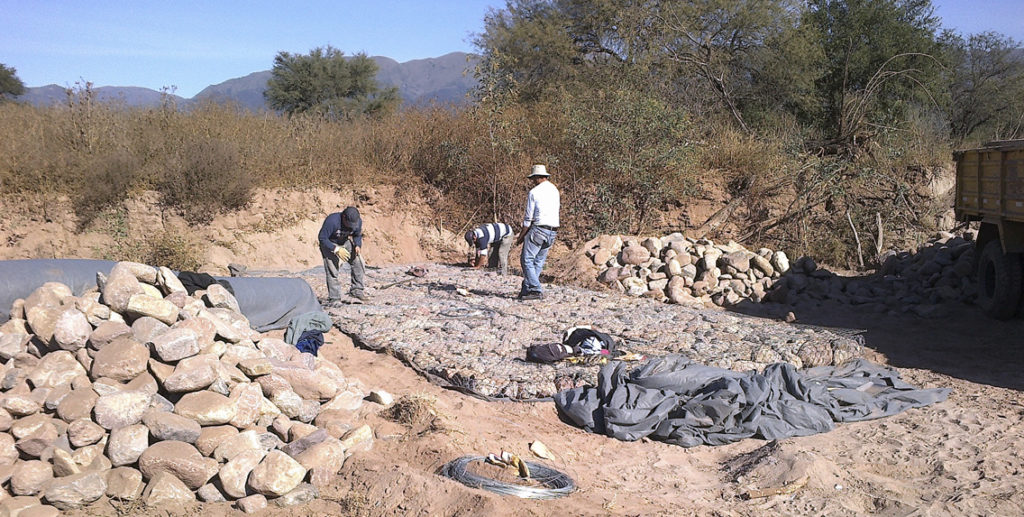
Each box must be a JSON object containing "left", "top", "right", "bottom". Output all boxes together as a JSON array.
[{"left": 350, "top": 290, "right": 369, "bottom": 302}]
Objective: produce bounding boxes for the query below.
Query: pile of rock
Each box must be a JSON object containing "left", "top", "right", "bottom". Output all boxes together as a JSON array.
[
  {"left": 0, "top": 261, "right": 376, "bottom": 515},
  {"left": 584, "top": 234, "right": 790, "bottom": 308},
  {"left": 584, "top": 231, "right": 978, "bottom": 318},
  {"left": 765, "top": 231, "right": 977, "bottom": 317}
]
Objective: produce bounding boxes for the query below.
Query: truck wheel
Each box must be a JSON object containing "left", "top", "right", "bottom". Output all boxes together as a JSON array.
[{"left": 976, "top": 240, "right": 1023, "bottom": 319}]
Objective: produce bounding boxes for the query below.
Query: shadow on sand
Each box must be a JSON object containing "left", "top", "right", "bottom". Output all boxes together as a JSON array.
[{"left": 728, "top": 297, "right": 1024, "bottom": 392}]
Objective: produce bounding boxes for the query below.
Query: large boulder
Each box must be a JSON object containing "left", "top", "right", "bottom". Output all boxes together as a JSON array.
[
  {"left": 149, "top": 328, "right": 200, "bottom": 363},
  {"left": 107, "top": 424, "right": 150, "bottom": 466},
  {"left": 90, "top": 336, "right": 149, "bottom": 382},
  {"left": 142, "top": 471, "right": 196, "bottom": 505},
  {"left": 247, "top": 450, "right": 307, "bottom": 497},
  {"left": 93, "top": 390, "right": 152, "bottom": 430},
  {"left": 620, "top": 245, "right": 652, "bottom": 266},
  {"left": 43, "top": 471, "right": 107, "bottom": 510},
  {"left": 52, "top": 308, "right": 91, "bottom": 351},
  {"left": 102, "top": 263, "right": 144, "bottom": 314},
  {"left": 143, "top": 411, "right": 201, "bottom": 444},
  {"left": 28, "top": 351, "right": 87, "bottom": 390},
  {"left": 138, "top": 441, "right": 216, "bottom": 490},
  {"left": 174, "top": 391, "right": 237, "bottom": 426},
  {"left": 219, "top": 449, "right": 266, "bottom": 499},
  {"left": 126, "top": 295, "right": 178, "bottom": 326}
]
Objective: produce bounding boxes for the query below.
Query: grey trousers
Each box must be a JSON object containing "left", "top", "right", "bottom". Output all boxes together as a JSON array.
[
  {"left": 486, "top": 237, "right": 513, "bottom": 275},
  {"left": 323, "top": 240, "right": 365, "bottom": 300}
]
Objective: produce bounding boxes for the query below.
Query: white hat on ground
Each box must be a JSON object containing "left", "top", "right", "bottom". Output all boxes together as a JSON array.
[{"left": 528, "top": 164, "right": 550, "bottom": 178}]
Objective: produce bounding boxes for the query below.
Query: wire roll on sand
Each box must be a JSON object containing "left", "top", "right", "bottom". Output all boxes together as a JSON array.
[{"left": 438, "top": 455, "right": 576, "bottom": 500}]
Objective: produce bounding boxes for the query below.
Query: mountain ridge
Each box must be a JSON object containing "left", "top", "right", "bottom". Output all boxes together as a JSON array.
[{"left": 15, "top": 52, "right": 478, "bottom": 110}]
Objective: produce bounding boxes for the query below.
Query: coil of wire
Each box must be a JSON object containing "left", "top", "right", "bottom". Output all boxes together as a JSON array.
[{"left": 438, "top": 455, "right": 576, "bottom": 500}]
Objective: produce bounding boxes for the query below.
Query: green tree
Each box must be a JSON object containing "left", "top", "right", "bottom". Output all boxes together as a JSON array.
[
  {"left": 654, "top": 0, "right": 809, "bottom": 133},
  {"left": 0, "top": 64, "right": 26, "bottom": 101},
  {"left": 803, "top": 0, "right": 944, "bottom": 144},
  {"left": 474, "top": 0, "right": 813, "bottom": 133},
  {"left": 474, "top": 0, "right": 578, "bottom": 104},
  {"left": 942, "top": 30, "right": 1024, "bottom": 143},
  {"left": 264, "top": 46, "right": 399, "bottom": 118}
]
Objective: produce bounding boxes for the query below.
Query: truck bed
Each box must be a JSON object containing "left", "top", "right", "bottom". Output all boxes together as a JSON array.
[{"left": 955, "top": 140, "right": 1024, "bottom": 221}]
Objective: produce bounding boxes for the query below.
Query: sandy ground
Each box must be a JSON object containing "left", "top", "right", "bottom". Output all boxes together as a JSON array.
[
  {"left": 272, "top": 276, "right": 1022, "bottom": 517},
  {"left": 6, "top": 188, "right": 1021, "bottom": 516},
  {"left": 68, "top": 270, "right": 1024, "bottom": 517}
]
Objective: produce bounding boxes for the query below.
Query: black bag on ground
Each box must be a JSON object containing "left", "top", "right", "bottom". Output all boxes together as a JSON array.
[
  {"left": 177, "top": 271, "right": 235, "bottom": 296},
  {"left": 562, "top": 327, "right": 617, "bottom": 354},
  {"left": 526, "top": 343, "right": 574, "bottom": 363}
]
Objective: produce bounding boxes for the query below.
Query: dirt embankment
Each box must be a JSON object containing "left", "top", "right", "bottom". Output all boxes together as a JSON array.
[{"left": 0, "top": 186, "right": 465, "bottom": 272}]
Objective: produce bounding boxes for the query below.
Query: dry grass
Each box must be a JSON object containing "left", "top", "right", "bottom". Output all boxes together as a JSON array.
[
  {"left": 0, "top": 83, "right": 953, "bottom": 267},
  {"left": 381, "top": 393, "right": 440, "bottom": 426}
]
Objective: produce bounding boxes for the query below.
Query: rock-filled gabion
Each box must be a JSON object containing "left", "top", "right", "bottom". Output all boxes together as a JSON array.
[
  {"left": 584, "top": 233, "right": 789, "bottom": 308},
  {"left": 585, "top": 231, "right": 978, "bottom": 318},
  {"left": 0, "top": 261, "right": 376, "bottom": 515},
  {"left": 324, "top": 265, "right": 864, "bottom": 400},
  {"left": 764, "top": 231, "right": 977, "bottom": 318}
]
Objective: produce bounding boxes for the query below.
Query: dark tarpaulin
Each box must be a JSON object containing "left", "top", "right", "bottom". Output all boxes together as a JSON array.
[
  {"left": 553, "top": 355, "right": 950, "bottom": 448},
  {"left": 0, "top": 259, "right": 322, "bottom": 332}
]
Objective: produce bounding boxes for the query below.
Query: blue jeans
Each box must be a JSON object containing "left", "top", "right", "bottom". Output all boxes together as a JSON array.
[{"left": 520, "top": 227, "right": 556, "bottom": 296}]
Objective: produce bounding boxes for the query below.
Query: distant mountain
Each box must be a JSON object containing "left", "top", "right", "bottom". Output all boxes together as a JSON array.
[
  {"left": 16, "top": 52, "right": 478, "bottom": 111},
  {"left": 15, "top": 84, "right": 188, "bottom": 108},
  {"left": 192, "top": 71, "right": 270, "bottom": 110}
]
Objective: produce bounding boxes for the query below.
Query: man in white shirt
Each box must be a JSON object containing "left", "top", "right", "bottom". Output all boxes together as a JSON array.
[{"left": 515, "top": 164, "right": 560, "bottom": 300}]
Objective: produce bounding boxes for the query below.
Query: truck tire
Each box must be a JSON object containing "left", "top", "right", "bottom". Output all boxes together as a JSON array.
[{"left": 976, "top": 240, "right": 1023, "bottom": 319}]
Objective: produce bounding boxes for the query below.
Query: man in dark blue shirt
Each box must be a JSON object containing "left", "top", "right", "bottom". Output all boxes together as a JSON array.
[{"left": 318, "top": 206, "right": 367, "bottom": 304}]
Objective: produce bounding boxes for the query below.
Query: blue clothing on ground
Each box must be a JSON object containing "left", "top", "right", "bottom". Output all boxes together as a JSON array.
[
  {"left": 520, "top": 226, "right": 556, "bottom": 296},
  {"left": 318, "top": 207, "right": 363, "bottom": 257},
  {"left": 295, "top": 330, "right": 325, "bottom": 356},
  {"left": 284, "top": 310, "right": 333, "bottom": 345}
]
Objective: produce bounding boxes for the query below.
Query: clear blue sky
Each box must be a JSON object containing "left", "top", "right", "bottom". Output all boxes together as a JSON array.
[
  {"left": 1, "top": 0, "right": 500, "bottom": 97},
  {"left": 1, "top": 0, "right": 1021, "bottom": 99}
]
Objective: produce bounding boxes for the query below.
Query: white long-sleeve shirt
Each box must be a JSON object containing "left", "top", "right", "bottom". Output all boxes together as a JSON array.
[{"left": 523, "top": 180, "right": 560, "bottom": 228}]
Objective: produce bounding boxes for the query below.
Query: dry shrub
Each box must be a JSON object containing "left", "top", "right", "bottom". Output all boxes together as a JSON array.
[
  {"left": 332, "top": 491, "right": 371, "bottom": 517},
  {"left": 156, "top": 138, "right": 254, "bottom": 224},
  {"left": 139, "top": 230, "right": 207, "bottom": 271},
  {"left": 100, "top": 225, "right": 206, "bottom": 271},
  {"left": 381, "top": 394, "right": 439, "bottom": 426},
  {"left": 0, "top": 86, "right": 954, "bottom": 267},
  {"left": 71, "top": 150, "right": 142, "bottom": 228}
]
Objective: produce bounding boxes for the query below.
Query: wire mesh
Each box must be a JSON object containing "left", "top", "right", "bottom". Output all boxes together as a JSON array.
[{"left": 438, "top": 455, "right": 576, "bottom": 500}]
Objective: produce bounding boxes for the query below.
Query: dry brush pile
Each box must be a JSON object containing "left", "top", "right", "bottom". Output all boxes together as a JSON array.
[{"left": 0, "top": 261, "right": 381, "bottom": 515}]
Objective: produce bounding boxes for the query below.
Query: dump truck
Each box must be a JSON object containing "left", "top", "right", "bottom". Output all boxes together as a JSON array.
[{"left": 954, "top": 139, "right": 1024, "bottom": 318}]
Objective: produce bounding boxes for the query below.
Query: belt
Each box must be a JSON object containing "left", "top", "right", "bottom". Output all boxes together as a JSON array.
[{"left": 535, "top": 225, "right": 559, "bottom": 231}]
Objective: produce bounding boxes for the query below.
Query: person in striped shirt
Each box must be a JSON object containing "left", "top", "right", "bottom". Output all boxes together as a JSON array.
[{"left": 464, "top": 222, "right": 515, "bottom": 274}]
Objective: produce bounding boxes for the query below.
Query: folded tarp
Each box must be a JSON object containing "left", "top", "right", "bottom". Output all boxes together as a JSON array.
[
  {"left": 0, "top": 259, "right": 322, "bottom": 332},
  {"left": 553, "top": 355, "right": 950, "bottom": 448}
]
